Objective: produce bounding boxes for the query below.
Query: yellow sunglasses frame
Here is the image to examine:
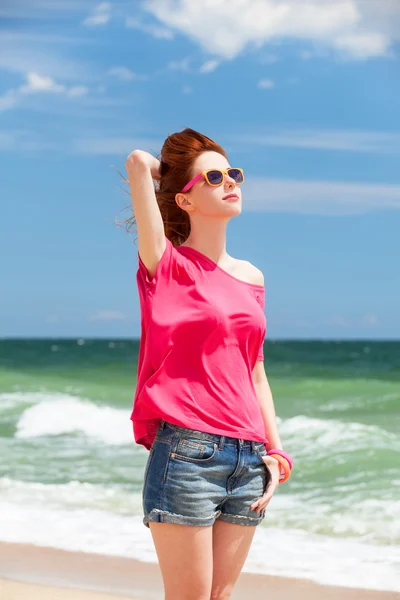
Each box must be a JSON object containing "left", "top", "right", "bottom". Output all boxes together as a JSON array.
[{"left": 181, "top": 168, "right": 244, "bottom": 193}]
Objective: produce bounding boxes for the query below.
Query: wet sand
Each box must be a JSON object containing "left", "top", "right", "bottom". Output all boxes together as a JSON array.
[{"left": 0, "top": 541, "right": 399, "bottom": 600}]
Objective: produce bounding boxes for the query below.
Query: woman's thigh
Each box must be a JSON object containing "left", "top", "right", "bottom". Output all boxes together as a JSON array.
[
  {"left": 211, "top": 519, "right": 257, "bottom": 599},
  {"left": 149, "top": 522, "right": 213, "bottom": 600}
]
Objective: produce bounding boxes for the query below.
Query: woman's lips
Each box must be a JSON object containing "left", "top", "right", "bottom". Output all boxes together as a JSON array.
[{"left": 223, "top": 194, "right": 239, "bottom": 201}]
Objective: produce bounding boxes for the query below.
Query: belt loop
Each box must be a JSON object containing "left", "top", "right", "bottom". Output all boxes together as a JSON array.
[
  {"left": 160, "top": 420, "right": 165, "bottom": 430},
  {"left": 219, "top": 436, "right": 225, "bottom": 450},
  {"left": 251, "top": 440, "right": 256, "bottom": 453}
]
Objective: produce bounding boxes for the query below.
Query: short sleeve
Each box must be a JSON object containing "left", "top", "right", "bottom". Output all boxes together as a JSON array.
[
  {"left": 137, "top": 236, "right": 195, "bottom": 297},
  {"left": 137, "top": 236, "right": 175, "bottom": 290}
]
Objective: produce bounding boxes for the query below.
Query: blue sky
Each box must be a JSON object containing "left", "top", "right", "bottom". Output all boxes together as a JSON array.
[{"left": 1, "top": 0, "right": 399, "bottom": 340}]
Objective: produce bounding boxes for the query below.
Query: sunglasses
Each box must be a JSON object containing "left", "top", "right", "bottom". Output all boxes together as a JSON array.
[{"left": 180, "top": 168, "right": 244, "bottom": 193}]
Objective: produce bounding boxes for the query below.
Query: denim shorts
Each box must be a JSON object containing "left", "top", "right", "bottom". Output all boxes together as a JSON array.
[{"left": 142, "top": 420, "right": 271, "bottom": 528}]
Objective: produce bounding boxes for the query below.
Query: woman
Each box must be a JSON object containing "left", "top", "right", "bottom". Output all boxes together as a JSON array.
[{"left": 125, "top": 128, "right": 293, "bottom": 600}]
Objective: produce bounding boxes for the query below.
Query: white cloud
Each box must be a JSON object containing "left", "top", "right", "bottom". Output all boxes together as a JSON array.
[
  {"left": 20, "top": 72, "right": 66, "bottom": 95},
  {"left": 143, "top": 0, "right": 400, "bottom": 60},
  {"left": 230, "top": 128, "right": 400, "bottom": 154},
  {"left": 330, "top": 315, "right": 351, "bottom": 328},
  {"left": 330, "top": 314, "right": 379, "bottom": 328},
  {"left": 83, "top": 13, "right": 109, "bottom": 26},
  {"left": 20, "top": 72, "right": 88, "bottom": 98},
  {"left": 0, "top": 72, "right": 89, "bottom": 113},
  {"left": 0, "top": 90, "right": 19, "bottom": 112},
  {"left": 67, "top": 85, "right": 89, "bottom": 97},
  {"left": 363, "top": 314, "right": 379, "bottom": 327},
  {"left": 125, "top": 16, "right": 174, "bottom": 39},
  {"left": 199, "top": 59, "right": 220, "bottom": 74},
  {"left": 89, "top": 310, "right": 128, "bottom": 322},
  {"left": 243, "top": 177, "right": 400, "bottom": 215},
  {"left": 167, "top": 57, "right": 191, "bottom": 71},
  {"left": 82, "top": 2, "right": 111, "bottom": 27},
  {"left": 107, "top": 66, "right": 137, "bottom": 81},
  {"left": 258, "top": 78, "right": 275, "bottom": 89},
  {"left": 333, "top": 32, "right": 391, "bottom": 59}
]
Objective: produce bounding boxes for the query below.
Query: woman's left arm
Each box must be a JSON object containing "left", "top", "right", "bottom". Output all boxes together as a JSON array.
[
  {"left": 250, "top": 361, "right": 287, "bottom": 512},
  {"left": 247, "top": 264, "right": 284, "bottom": 451},
  {"left": 252, "top": 361, "right": 283, "bottom": 450}
]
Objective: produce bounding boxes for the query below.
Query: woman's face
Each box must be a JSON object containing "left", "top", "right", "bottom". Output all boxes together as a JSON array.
[{"left": 176, "top": 151, "right": 242, "bottom": 219}]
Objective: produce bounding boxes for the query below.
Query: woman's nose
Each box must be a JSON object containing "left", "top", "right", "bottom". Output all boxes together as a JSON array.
[{"left": 224, "top": 175, "right": 236, "bottom": 189}]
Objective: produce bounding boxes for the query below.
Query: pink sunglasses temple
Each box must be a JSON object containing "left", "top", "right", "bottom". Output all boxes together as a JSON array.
[{"left": 181, "top": 172, "right": 203, "bottom": 193}]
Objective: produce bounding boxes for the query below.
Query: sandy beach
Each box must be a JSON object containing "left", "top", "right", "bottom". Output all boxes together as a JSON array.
[
  {"left": 0, "top": 578, "right": 139, "bottom": 600},
  {"left": 0, "top": 541, "right": 399, "bottom": 600}
]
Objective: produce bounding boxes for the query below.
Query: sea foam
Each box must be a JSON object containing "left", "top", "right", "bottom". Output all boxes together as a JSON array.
[{"left": 13, "top": 392, "right": 133, "bottom": 445}]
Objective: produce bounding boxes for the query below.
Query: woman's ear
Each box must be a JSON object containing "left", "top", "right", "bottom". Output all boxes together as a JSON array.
[{"left": 175, "top": 193, "right": 193, "bottom": 212}]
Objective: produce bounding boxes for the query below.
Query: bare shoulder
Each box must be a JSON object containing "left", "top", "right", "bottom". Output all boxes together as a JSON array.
[
  {"left": 235, "top": 259, "right": 264, "bottom": 286},
  {"left": 243, "top": 261, "right": 264, "bottom": 286}
]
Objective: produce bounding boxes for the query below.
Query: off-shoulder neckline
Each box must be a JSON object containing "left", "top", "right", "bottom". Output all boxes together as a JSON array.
[{"left": 178, "top": 245, "right": 265, "bottom": 290}]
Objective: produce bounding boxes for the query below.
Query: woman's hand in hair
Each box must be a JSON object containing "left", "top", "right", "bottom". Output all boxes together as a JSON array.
[{"left": 125, "top": 150, "right": 161, "bottom": 182}]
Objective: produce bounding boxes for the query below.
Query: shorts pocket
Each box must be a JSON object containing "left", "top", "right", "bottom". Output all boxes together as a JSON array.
[
  {"left": 255, "top": 444, "right": 267, "bottom": 462},
  {"left": 171, "top": 438, "right": 218, "bottom": 463},
  {"left": 254, "top": 446, "right": 273, "bottom": 488}
]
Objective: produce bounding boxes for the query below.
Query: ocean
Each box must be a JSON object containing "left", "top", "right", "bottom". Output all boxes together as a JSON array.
[{"left": 0, "top": 339, "right": 399, "bottom": 592}]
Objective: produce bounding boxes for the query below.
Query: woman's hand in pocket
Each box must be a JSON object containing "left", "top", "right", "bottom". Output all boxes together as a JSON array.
[{"left": 250, "top": 455, "right": 280, "bottom": 514}]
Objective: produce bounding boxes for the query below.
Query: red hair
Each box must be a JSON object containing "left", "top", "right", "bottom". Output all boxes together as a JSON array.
[{"left": 118, "top": 128, "right": 228, "bottom": 246}]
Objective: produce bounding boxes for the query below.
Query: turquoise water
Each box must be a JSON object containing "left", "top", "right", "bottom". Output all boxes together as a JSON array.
[{"left": 1, "top": 339, "right": 399, "bottom": 590}]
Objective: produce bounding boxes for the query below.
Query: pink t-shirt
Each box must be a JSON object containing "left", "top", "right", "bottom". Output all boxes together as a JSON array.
[{"left": 130, "top": 236, "right": 268, "bottom": 450}]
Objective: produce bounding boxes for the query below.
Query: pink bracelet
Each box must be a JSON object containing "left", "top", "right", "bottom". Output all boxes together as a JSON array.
[{"left": 266, "top": 447, "right": 293, "bottom": 470}]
